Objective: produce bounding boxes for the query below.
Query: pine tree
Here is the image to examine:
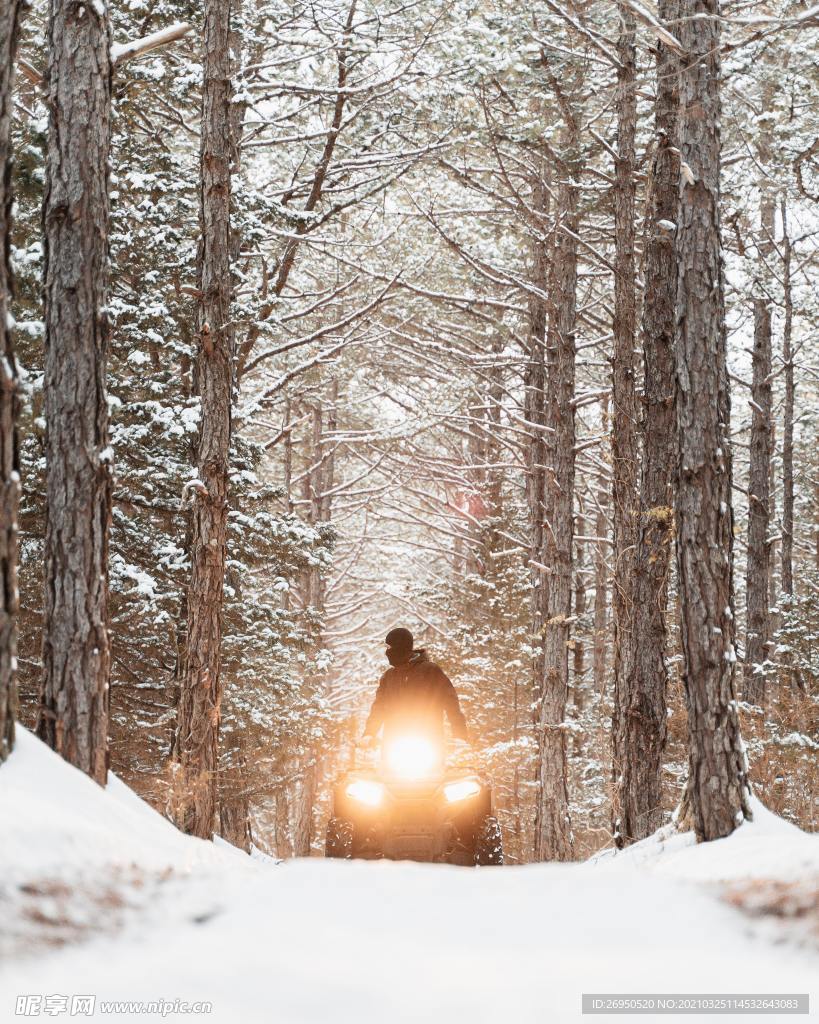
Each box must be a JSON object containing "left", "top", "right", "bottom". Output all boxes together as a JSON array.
[
  {"left": 37, "top": 0, "right": 113, "bottom": 784},
  {"left": 534, "top": 96, "right": 580, "bottom": 863},
  {"left": 742, "top": 86, "right": 775, "bottom": 705},
  {"left": 674, "top": 0, "right": 751, "bottom": 841},
  {"left": 173, "top": 0, "right": 235, "bottom": 838},
  {"left": 615, "top": 0, "right": 681, "bottom": 844},
  {"left": 0, "top": 0, "right": 23, "bottom": 765},
  {"left": 610, "top": 2, "right": 640, "bottom": 846}
]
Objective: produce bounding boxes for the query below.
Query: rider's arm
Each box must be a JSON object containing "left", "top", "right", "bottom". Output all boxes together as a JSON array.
[
  {"left": 362, "top": 673, "right": 389, "bottom": 737},
  {"left": 438, "top": 669, "right": 469, "bottom": 741}
]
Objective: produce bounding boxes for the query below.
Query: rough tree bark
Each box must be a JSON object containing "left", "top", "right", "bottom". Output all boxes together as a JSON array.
[
  {"left": 293, "top": 755, "right": 317, "bottom": 857},
  {"left": 742, "top": 80, "right": 775, "bottom": 705},
  {"left": 293, "top": 379, "right": 338, "bottom": 856},
  {"left": 593, "top": 397, "right": 609, "bottom": 694},
  {"left": 219, "top": 741, "right": 252, "bottom": 852},
  {"left": 37, "top": 0, "right": 113, "bottom": 785},
  {"left": 534, "top": 123, "right": 579, "bottom": 862},
  {"left": 610, "top": 3, "right": 641, "bottom": 846},
  {"left": 485, "top": 334, "right": 505, "bottom": 533},
  {"left": 216, "top": 7, "right": 254, "bottom": 848},
  {"left": 572, "top": 506, "right": 586, "bottom": 757},
  {"left": 0, "top": 0, "right": 23, "bottom": 766},
  {"left": 615, "top": 0, "right": 680, "bottom": 844},
  {"left": 525, "top": 175, "right": 550, "bottom": 786},
  {"left": 674, "top": 0, "right": 751, "bottom": 841},
  {"left": 174, "top": 0, "right": 234, "bottom": 838},
  {"left": 304, "top": 400, "right": 325, "bottom": 611},
  {"left": 274, "top": 785, "right": 293, "bottom": 859},
  {"left": 743, "top": 213, "right": 773, "bottom": 704},
  {"left": 780, "top": 198, "right": 794, "bottom": 600}
]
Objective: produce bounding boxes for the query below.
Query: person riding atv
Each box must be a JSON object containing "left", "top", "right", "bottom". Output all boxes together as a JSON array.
[
  {"left": 325, "top": 628, "right": 503, "bottom": 865},
  {"left": 360, "top": 627, "right": 469, "bottom": 755}
]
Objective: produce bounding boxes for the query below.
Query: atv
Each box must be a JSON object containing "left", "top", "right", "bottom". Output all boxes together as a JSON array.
[{"left": 325, "top": 735, "right": 503, "bottom": 865}]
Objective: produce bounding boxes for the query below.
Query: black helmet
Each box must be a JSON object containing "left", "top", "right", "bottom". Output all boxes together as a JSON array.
[{"left": 385, "top": 627, "right": 413, "bottom": 654}]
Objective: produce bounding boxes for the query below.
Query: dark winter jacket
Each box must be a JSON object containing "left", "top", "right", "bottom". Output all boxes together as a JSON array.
[{"left": 363, "top": 649, "right": 468, "bottom": 744}]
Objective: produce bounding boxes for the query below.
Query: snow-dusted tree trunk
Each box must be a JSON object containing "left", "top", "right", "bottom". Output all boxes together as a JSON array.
[
  {"left": 0, "top": 0, "right": 23, "bottom": 766},
  {"left": 485, "top": 334, "right": 505, "bottom": 531},
  {"left": 593, "top": 396, "right": 610, "bottom": 695},
  {"left": 174, "top": 0, "right": 234, "bottom": 838},
  {"left": 304, "top": 400, "right": 325, "bottom": 610},
  {"left": 274, "top": 786, "right": 293, "bottom": 859},
  {"left": 674, "top": 0, "right": 750, "bottom": 841},
  {"left": 743, "top": 257, "right": 773, "bottom": 703},
  {"left": 216, "top": 1, "right": 254, "bottom": 850},
  {"left": 219, "top": 743, "right": 252, "bottom": 852},
  {"left": 293, "top": 756, "right": 317, "bottom": 857},
  {"left": 743, "top": 173, "right": 775, "bottom": 704},
  {"left": 38, "top": 0, "right": 113, "bottom": 785},
  {"left": 614, "top": 0, "right": 680, "bottom": 844},
  {"left": 534, "top": 134, "right": 579, "bottom": 862},
  {"left": 610, "top": 3, "right": 641, "bottom": 846},
  {"left": 297, "top": 379, "right": 338, "bottom": 856},
  {"left": 572, "top": 505, "right": 586, "bottom": 756},
  {"left": 525, "top": 177, "right": 549, "bottom": 756},
  {"left": 780, "top": 199, "right": 794, "bottom": 601}
]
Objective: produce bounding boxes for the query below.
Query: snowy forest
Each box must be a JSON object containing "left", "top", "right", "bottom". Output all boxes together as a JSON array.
[
  {"left": 1, "top": 0, "right": 818, "bottom": 874},
  {"left": 3, "top": 0, "right": 819, "bottom": 1017},
  {"left": 1, "top": 0, "right": 818, "bottom": 864}
]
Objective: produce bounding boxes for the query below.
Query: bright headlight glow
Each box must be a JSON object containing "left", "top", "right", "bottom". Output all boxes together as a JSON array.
[
  {"left": 444, "top": 778, "right": 481, "bottom": 803},
  {"left": 345, "top": 779, "right": 385, "bottom": 806},
  {"left": 384, "top": 736, "right": 439, "bottom": 780}
]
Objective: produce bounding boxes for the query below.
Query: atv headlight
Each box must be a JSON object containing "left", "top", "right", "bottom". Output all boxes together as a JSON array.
[
  {"left": 384, "top": 736, "right": 439, "bottom": 780},
  {"left": 444, "top": 778, "right": 481, "bottom": 803},
  {"left": 345, "top": 779, "right": 385, "bottom": 807}
]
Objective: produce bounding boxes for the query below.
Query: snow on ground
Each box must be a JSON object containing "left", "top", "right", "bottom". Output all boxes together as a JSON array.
[
  {"left": 0, "top": 728, "right": 235, "bottom": 882},
  {"left": 591, "top": 798, "right": 819, "bottom": 882},
  {"left": 1, "top": 728, "right": 817, "bottom": 1024}
]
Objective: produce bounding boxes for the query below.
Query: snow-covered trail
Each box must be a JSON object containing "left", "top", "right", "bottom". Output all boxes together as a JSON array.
[{"left": 2, "top": 730, "right": 817, "bottom": 1024}]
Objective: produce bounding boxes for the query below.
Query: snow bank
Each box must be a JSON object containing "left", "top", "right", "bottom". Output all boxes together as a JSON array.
[
  {"left": 591, "top": 797, "right": 819, "bottom": 883},
  {"left": 1, "top": 730, "right": 817, "bottom": 1024},
  {"left": 0, "top": 727, "right": 238, "bottom": 882}
]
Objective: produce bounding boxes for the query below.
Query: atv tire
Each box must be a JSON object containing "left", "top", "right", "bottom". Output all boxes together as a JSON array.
[
  {"left": 325, "top": 817, "right": 354, "bottom": 859},
  {"left": 474, "top": 815, "right": 503, "bottom": 866}
]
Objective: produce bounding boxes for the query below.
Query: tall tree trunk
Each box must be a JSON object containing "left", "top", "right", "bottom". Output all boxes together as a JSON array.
[
  {"left": 780, "top": 198, "right": 794, "bottom": 600},
  {"left": 174, "top": 0, "right": 234, "bottom": 837},
  {"left": 743, "top": 218, "right": 773, "bottom": 704},
  {"left": 293, "top": 756, "right": 316, "bottom": 856},
  {"left": 526, "top": 176, "right": 549, "bottom": 807},
  {"left": 610, "top": 3, "right": 641, "bottom": 846},
  {"left": 593, "top": 398, "right": 610, "bottom": 694},
  {"left": 465, "top": 391, "right": 486, "bottom": 576},
  {"left": 486, "top": 334, "right": 504, "bottom": 528},
  {"left": 296, "top": 379, "right": 337, "bottom": 852},
  {"left": 0, "top": 0, "right": 23, "bottom": 766},
  {"left": 281, "top": 397, "right": 294, "bottom": 617},
  {"left": 274, "top": 783, "right": 293, "bottom": 859},
  {"left": 216, "top": 0, "right": 252, "bottom": 851},
  {"left": 38, "top": 0, "right": 113, "bottom": 785},
  {"left": 534, "top": 139, "right": 579, "bottom": 862},
  {"left": 615, "top": 0, "right": 680, "bottom": 844},
  {"left": 572, "top": 506, "right": 586, "bottom": 757},
  {"left": 306, "top": 400, "right": 324, "bottom": 609},
  {"left": 219, "top": 742, "right": 252, "bottom": 852},
  {"left": 674, "top": 0, "right": 751, "bottom": 841},
  {"left": 742, "top": 80, "right": 775, "bottom": 705}
]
